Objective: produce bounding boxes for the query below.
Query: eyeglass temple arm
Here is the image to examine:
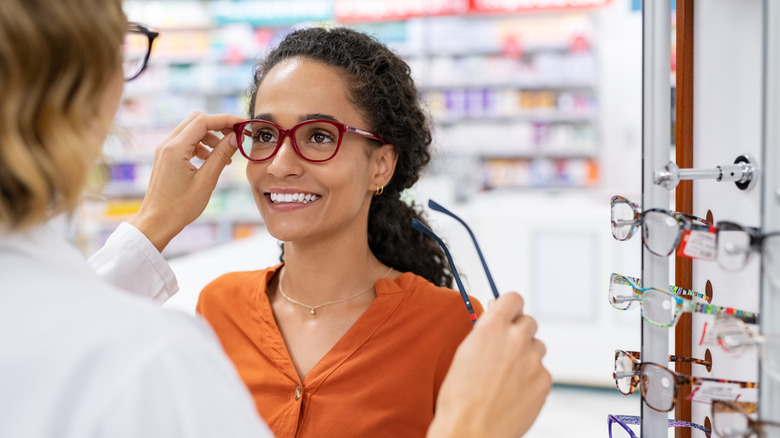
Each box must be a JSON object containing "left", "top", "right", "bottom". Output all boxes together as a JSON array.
[
  {"left": 427, "top": 200, "right": 499, "bottom": 299},
  {"left": 683, "top": 373, "right": 759, "bottom": 388},
  {"left": 690, "top": 302, "right": 758, "bottom": 325},
  {"left": 610, "top": 415, "right": 712, "bottom": 435},
  {"left": 411, "top": 219, "right": 477, "bottom": 325}
]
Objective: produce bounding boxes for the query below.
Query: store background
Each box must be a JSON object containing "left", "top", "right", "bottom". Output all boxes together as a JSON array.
[{"left": 83, "top": 0, "right": 658, "bottom": 435}]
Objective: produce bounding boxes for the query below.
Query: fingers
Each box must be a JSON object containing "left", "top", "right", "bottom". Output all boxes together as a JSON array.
[
  {"left": 173, "top": 113, "right": 245, "bottom": 144},
  {"left": 485, "top": 292, "right": 525, "bottom": 323},
  {"left": 197, "top": 132, "right": 238, "bottom": 182},
  {"left": 512, "top": 312, "right": 539, "bottom": 340}
]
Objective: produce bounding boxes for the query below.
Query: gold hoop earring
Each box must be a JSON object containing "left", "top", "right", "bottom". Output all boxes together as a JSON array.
[{"left": 374, "top": 185, "right": 384, "bottom": 196}]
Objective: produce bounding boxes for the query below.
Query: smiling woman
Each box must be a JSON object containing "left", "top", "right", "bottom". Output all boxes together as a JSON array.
[{"left": 195, "top": 27, "right": 485, "bottom": 438}]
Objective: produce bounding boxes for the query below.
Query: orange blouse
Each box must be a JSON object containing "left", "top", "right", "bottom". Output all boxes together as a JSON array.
[{"left": 196, "top": 264, "right": 483, "bottom": 438}]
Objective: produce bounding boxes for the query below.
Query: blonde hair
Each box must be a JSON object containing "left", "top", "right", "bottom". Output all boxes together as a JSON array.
[{"left": 0, "top": 0, "right": 126, "bottom": 230}]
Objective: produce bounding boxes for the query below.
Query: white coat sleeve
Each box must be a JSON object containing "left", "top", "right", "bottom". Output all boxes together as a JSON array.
[
  {"left": 87, "top": 222, "right": 178, "bottom": 304},
  {"left": 91, "top": 315, "right": 273, "bottom": 438}
]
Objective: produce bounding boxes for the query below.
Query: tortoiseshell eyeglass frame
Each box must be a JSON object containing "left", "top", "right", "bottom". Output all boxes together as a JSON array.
[
  {"left": 712, "top": 399, "right": 780, "bottom": 438},
  {"left": 613, "top": 350, "right": 758, "bottom": 412}
]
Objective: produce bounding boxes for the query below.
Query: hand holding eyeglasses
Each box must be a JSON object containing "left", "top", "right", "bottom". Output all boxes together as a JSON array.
[{"left": 428, "top": 293, "right": 550, "bottom": 438}]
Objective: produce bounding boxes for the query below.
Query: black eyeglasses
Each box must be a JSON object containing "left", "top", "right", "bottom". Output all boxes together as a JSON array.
[
  {"left": 715, "top": 221, "right": 780, "bottom": 280},
  {"left": 123, "top": 22, "right": 158, "bottom": 81},
  {"left": 412, "top": 199, "right": 499, "bottom": 325}
]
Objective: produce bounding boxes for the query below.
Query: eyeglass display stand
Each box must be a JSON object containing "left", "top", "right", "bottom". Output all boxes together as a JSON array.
[
  {"left": 653, "top": 155, "right": 760, "bottom": 191},
  {"left": 761, "top": 1, "right": 780, "bottom": 435},
  {"left": 640, "top": 0, "right": 671, "bottom": 436}
]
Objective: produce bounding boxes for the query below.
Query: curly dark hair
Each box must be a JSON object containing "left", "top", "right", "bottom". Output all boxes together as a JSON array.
[{"left": 248, "top": 26, "right": 453, "bottom": 288}]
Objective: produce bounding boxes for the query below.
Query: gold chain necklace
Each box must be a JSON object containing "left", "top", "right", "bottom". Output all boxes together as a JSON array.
[{"left": 277, "top": 266, "right": 394, "bottom": 315}]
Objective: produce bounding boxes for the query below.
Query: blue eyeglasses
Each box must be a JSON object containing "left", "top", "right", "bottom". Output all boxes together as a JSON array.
[{"left": 412, "top": 199, "right": 499, "bottom": 325}]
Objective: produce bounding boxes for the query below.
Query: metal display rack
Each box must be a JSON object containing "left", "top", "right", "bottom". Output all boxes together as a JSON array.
[
  {"left": 761, "top": 1, "right": 780, "bottom": 434},
  {"left": 640, "top": 1, "right": 672, "bottom": 436}
]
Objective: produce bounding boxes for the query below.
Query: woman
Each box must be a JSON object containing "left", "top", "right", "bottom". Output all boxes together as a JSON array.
[
  {"left": 0, "top": 0, "right": 271, "bottom": 436},
  {"left": 196, "top": 27, "right": 485, "bottom": 437},
  {"left": 0, "top": 2, "right": 548, "bottom": 434}
]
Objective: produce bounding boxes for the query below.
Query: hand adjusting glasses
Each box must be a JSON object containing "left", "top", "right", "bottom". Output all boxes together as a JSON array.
[
  {"left": 233, "top": 118, "right": 386, "bottom": 163},
  {"left": 412, "top": 200, "right": 499, "bottom": 325}
]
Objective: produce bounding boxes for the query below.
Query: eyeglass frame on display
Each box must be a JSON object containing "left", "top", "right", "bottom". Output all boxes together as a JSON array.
[
  {"left": 610, "top": 195, "right": 715, "bottom": 257},
  {"left": 612, "top": 349, "right": 713, "bottom": 403},
  {"left": 709, "top": 312, "right": 780, "bottom": 381},
  {"left": 607, "top": 414, "right": 711, "bottom": 438},
  {"left": 411, "top": 200, "right": 500, "bottom": 325},
  {"left": 124, "top": 22, "right": 158, "bottom": 82},
  {"left": 608, "top": 273, "right": 758, "bottom": 328},
  {"left": 613, "top": 349, "right": 758, "bottom": 413},
  {"left": 711, "top": 399, "right": 780, "bottom": 438},
  {"left": 614, "top": 272, "right": 713, "bottom": 303},
  {"left": 714, "top": 221, "right": 780, "bottom": 282},
  {"left": 232, "top": 118, "right": 385, "bottom": 163}
]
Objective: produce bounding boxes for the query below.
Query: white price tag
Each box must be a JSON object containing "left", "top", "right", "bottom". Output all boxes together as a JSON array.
[
  {"left": 698, "top": 321, "right": 719, "bottom": 348},
  {"left": 688, "top": 381, "right": 741, "bottom": 404},
  {"left": 678, "top": 229, "right": 717, "bottom": 261}
]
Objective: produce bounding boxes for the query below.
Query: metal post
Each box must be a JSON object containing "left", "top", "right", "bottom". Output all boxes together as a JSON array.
[
  {"left": 761, "top": 0, "right": 780, "bottom": 434},
  {"left": 641, "top": 0, "right": 671, "bottom": 436}
]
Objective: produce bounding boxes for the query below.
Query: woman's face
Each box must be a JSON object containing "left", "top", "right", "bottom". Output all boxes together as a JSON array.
[{"left": 247, "top": 57, "right": 395, "bottom": 244}]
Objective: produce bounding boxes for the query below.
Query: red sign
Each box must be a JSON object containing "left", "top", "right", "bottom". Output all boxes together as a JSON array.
[
  {"left": 335, "top": 0, "right": 469, "bottom": 22},
  {"left": 471, "top": 0, "right": 612, "bottom": 14},
  {"left": 335, "top": 0, "right": 611, "bottom": 22}
]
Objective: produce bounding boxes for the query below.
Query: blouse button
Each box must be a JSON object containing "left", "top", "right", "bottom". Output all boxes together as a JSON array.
[{"left": 294, "top": 385, "right": 302, "bottom": 401}]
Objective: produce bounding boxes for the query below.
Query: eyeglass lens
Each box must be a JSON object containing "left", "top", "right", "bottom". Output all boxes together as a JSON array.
[
  {"left": 638, "top": 363, "right": 676, "bottom": 412},
  {"left": 713, "top": 402, "right": 754, "bottom": 438},
  {"left": 611, "top": 200, "right": 638, "bottom": 240},
  {"left": 609, "top": 275, "right": 679, "bottom": 327},
  {"left": 613, "top": 351, "right": 675, "bottom": 412},
  {"left": 608, "top": 277, "right": 639, "bottom": 311},
  {"left": 717, "top": 228, "right": 753, "bottom": 271},
  {"left": 640, "top": 288, "right": 678, "bottom": 327},
  {"left": 640, "top": 210, "right": 683, "bottom": 256},
  {"left": 238, "top": 121, "right": 342, "bottom": 162},
  {"left": 123, "top": 31, "right": 151, "bottom": 81},
  {"left": 610, "top": 199, "right": 686, "bottom": 256},
  {"left": 714, "top": 314, "right": 780, "bottom": 382},
  {"left": 613, "top": 351, "right": 636, "bottom": 394}
]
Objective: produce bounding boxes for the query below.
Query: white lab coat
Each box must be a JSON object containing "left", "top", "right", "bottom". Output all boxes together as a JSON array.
[{"left": 0, "top": 223, "right": 272, "bottom": 438}]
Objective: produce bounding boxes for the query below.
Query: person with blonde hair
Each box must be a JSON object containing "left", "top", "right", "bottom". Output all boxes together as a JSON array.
[
  {"left": 0, "top": 1, "right": 271, "bottom": 436},
  {"left": 0, "top": 0, "right": 550, "bottom": 436}
]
